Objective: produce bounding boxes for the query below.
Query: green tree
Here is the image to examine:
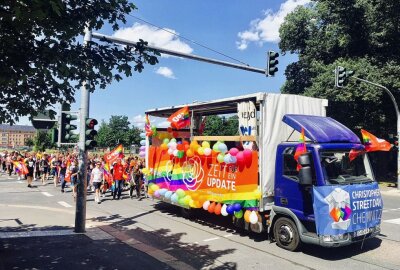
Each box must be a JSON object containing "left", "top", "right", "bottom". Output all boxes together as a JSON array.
[
  {"left": 203, "top": 115, "right": 238, "bottom": 136},
  {"left": 96, "top": 115, "right": 141, "bottom": 147},
  {"left": 0, "top": 0, "right": 159, "bottom": 124},
  {"left": 25, "top": 138, "right": 34, "bottom": 148},
  {"left": 33, "top": 130, "right": 53, "bottom": 151},
  {"left": 279, "top": 0, "right": 400, "bottom": 136}
]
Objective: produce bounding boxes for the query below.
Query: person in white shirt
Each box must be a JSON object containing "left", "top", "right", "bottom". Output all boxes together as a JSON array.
[{"left": 90, "top": 162, "right": 104, "bottom": 204}]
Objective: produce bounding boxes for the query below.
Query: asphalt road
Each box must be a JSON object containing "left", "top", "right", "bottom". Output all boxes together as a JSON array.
[{"left": 1, "top": 174, "right": 399, "bottom": 270}]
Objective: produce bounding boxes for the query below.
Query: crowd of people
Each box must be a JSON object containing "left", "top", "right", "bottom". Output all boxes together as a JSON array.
[{"left": 0, "top": 150, "right": 147, "bottom": 204}]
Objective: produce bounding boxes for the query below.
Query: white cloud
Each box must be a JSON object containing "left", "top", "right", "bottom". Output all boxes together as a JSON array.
[
  {"left": 155, "top": 67, "right": 176, "bottom": 79},
  {"left": 156, "top": 121, "right": 171, "bottom": 128},
  {"left": 132, "top": 114, "right": 146, "bottom": 128},
  {"left": 236, "top": 0, "right": 311, "bottom": 50},
  {"left": 131, "top": 114, "right": 171, "bottom": 129},
  {"left": 113, "top": 23, "right": 193, "bottom": 57}
]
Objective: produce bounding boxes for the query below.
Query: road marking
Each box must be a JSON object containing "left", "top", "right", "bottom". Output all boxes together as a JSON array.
[
  {"left": 17, "top": 181, "right": 23, "bottom": 184},
  {"left": 41, "top": 192, "right": 54, "bottom": 197},
  {"left": 0, "top": 229, "right": 75, "bottom": 239},
  {"left": 383, "top": 208, "right": 400, "bottom": 212},
  {"left": 383, "top": 218, "right": 400, "bottom": 225},
  {"left": 58, "top": 201, "right": 73, "bottom": 208},
  {"left": 224, "top": 234, "right": 233, "bottom": 238},
  {"left": 203, "top": 237, "right": 220, "bottom": 242},
  {"left": 0, "top": 204, "right": 74, "bottom": 214}
]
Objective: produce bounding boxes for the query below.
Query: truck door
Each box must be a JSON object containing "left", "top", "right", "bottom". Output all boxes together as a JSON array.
[{"left": 275, "top": 145, "right": 315, "bottom": 227}]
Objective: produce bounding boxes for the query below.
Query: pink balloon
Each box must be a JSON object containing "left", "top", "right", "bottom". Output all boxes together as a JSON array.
[
  {"left": 229, "top": 147, "right": 239, "bottom": 156},
  {"left": 236, "top": 151, "right": 245, "bottom": 164},
  {"left": 243, "top": 149, "right": 252, "bottom": 162}
]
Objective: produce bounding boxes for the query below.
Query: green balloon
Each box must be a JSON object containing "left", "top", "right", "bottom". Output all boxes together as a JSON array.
[
  {"left": 177, "top": 151, "right": 184, "bottom": 158},
  {"left": 217, "top": 153, "right": 225, "bottom": 163},
  {"left": 234, "top": 210, "right": 243, "bottom": 218}
]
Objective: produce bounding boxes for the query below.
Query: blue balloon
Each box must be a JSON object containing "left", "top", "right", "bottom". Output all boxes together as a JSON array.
[
  {"left": 159, "top": 189, "right": 167, "bottom": 196},
  {"left": 171, "top": 193, "right": 179, "bottom": 203},
  {"left": 233, "top": 203, "right": 242, "bottom": 212},
  {"left": 140, "top": 140, "right": 146, "bottom": 146},
  {"left": 140, "top": 132, "right": 146, "bottom": 138},
  {"left": 165, "top": 191, "right": 173, "bottom": 199},
  {"left": 226, "top": 205, "right": 234, "bottom": 215}
]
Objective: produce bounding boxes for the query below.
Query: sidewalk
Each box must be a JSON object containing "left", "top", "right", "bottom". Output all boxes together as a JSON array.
[{"left": 0, "top": 228, "right": 173, "bottom": 270}]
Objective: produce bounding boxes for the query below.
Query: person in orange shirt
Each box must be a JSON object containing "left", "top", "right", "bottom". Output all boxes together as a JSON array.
[{"left": 112, "top": 158, "right": 124, "bottom": 200}]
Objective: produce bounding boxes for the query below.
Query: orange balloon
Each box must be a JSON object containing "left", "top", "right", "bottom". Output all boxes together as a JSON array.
[
  {"left": 160, "top": 143, "right": 168, "bottom": 151},
  {"left": 208, "top": 202, "right": 216, "bottom": 213},
  {"left": 244, "top": 210, "right": 251, "bottom": 223},
  {"left": 186, "top": 149, "right": 194, "bottom": 157},
  {"left": 214, "top": 203, "right": 222, "bottom": 215}
]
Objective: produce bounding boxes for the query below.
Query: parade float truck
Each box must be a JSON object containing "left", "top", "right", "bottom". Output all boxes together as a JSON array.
[{"left": 143, "top": 92, "right": 383, "bottom": 251}]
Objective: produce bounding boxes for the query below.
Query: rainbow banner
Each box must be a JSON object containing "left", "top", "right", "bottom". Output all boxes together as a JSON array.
[{"left": 146, "top": 145, "right": 260, "bottom": 208}]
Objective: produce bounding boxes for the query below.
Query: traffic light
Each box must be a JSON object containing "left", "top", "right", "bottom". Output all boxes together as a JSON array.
[
  {"left": 335, "top": 66, "right": 354, "bottom": 87},
  {"left": 85, "top": 118, "right": 98, "bottom": 149},
  {"left": 51, "top": 128, "right": 58, "bottom": 144},
  {"left": 60, "top": 112, "right": 78, "bottom": 143},
  {"left": 266, "top": 50, "right": 279, "bottom": 77}
]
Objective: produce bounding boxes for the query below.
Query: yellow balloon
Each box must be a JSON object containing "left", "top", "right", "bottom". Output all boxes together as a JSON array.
[
  {"left": 201, "top": 141, "right": 210, "bottom": 149},
  {"left": 197, "top": 147, "right": 205, "bottom": 155}
]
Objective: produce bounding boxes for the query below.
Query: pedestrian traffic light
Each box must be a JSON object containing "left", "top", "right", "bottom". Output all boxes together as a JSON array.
[
  {"left": 60, "top": 112, "right": 78, "bottom": 143},
  {"left": 85, "top": 118, "right": 98, "bottom": 149},
  {"left": 266, "top": 50, "right": 279, "bottom": 77}
]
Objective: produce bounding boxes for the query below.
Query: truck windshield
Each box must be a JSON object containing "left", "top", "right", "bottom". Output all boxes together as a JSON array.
[{"left": 320, "top": 150, "right": 374, "bottom": 185}]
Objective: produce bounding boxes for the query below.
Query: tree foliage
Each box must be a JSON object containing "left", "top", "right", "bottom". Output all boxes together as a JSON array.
[
  {"left": 203, "top": 115, "right": 239, "bottom": 136},
  {"left": 279, "top": 0, "right": 400, "bottom": 136},
  {"left": 0, "top": 0, "right": 159, "bottom": 124},
  {"left": 96, "top": 115, "right": 141, "bottom": 147},
  {"left": 33, "top": 130, "right": 53, "bottom": 151}
]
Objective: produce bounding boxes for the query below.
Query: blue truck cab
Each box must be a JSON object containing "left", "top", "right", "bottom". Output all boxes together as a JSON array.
[{"left": 269, "top": 115, "right": 383, "bottom": 251}]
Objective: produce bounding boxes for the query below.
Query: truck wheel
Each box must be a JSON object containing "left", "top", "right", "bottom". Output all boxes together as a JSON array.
[{"left": 273, "top": 217, "right": 301, "bottom": 251}]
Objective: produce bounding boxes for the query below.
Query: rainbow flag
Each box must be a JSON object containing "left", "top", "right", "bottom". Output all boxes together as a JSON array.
[
  {"left": 13, "top": 161, "right": 29, "bottom": 175},
  {"left": 361, "top": 129, "right": 392, "bottom": 152},
  {"left": 294, "top": 128, "right": 307, "bottom": 170},
  {"left": 104, "top": 144, "right": 124, "bottom": 164},
  {"left": 167, "top": 106, "right": 190, "bottom": 130},
  {"left": 145, "top": 114, "right": 153, "bottom": 136}
]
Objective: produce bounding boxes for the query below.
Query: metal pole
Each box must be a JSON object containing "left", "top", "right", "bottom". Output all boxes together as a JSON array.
[
  {"left": 91, "top": 33, "right": 267, "bottom": 75},
  {"left": 57, "top": 105, "right": 62, "bottom": 148},
  {"left": 74, "top": 28, "right": 92, "bottom": 233},
  {"left": 352, "top": 76, "right": 400, "bottom": 190}
]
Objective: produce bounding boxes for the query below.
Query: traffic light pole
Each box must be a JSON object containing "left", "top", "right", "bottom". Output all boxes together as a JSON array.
[
  {"left": 352, "top": 76, "right": 400, "bottom": 190},
  {"left": 75, "top": 28, "right": 92, "bottom": 233}
]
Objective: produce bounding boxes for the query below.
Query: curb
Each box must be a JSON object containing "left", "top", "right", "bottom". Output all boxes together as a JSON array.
[
  {"left": 97, "top": 225, "right": 196, "bottom": 270},
  {"left": 380, "top": 189, "right": 400, "bottom": 197}
]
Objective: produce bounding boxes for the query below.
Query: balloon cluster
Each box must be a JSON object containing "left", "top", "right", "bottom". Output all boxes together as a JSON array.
[
  {"left": 202, "top": 201, "right": 260, "bottom": 224},
  {"left": 212, "top": 142, "right": 253, "bottom": 165},
  {"left": 139, "top": 133, "right": 147, "bottom": 158},
  {"left": 160, "top": 138, "right": 191, "bottom": 159},
  {"left": 148, "top": 184, "right": 201, "bottom": 208},
  {"left": 160, "top": 139, "right": 254, "bottom": 165}
]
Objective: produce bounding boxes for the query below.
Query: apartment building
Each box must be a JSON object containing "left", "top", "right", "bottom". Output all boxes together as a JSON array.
[{"left": 0, "top": 125, "right": 36, "bottom": 148}]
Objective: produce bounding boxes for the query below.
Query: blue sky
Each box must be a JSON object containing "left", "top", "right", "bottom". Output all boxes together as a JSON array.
[{"left": 21, "top": 0, "right": 311, "bottom": 128}]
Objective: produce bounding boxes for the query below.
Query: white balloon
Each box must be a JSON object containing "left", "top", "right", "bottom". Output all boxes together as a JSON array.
[
  {"left": 169, "top": 142, "right": 177, "bottom": 150},
  {"left": 221, "top": 204, "right": 228, "bottom": 216},
  {"left": 167, "top": 148, "right": 174, "bottom": 155},
  {"left": 249, "top": 211, "right": 258, "bottom": 224},
  {"left": 203, "top": 200, "right": 210, "bottom": 211},
  {"left": 204, "top": 148, "right": 212, "bottom": 156},
  {"left": 173, "top": 149, "right": 179, "bottom": 156}
]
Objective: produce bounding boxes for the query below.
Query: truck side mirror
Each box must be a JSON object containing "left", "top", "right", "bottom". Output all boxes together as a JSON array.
[
  {"left": 299, "top": 167, "right": 313, "bottom": 185},
  {"left": 298, "top": 153, "right": 312, "bottom": 185},
  {"left": 298, "top": 153, "right": 311, "bottom": 166}
]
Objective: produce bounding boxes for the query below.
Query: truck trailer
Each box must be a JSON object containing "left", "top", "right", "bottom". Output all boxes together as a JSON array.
[{"left": 144, "top": 92, "right": 383, "bottom": 251}]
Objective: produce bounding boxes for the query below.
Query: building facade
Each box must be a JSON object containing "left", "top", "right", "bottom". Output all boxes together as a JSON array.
[{"left": 0, "top": 125, "right": 36, "bottom": 148}]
